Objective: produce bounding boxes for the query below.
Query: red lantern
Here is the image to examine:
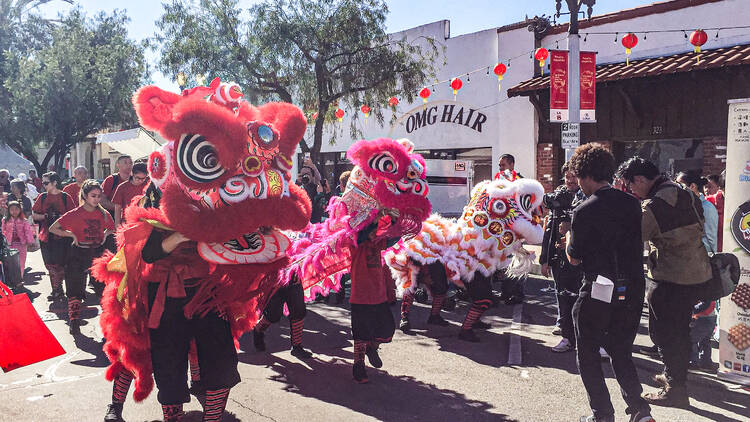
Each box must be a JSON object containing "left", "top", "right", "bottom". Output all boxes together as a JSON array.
[
  {"left": 450, "top": 78, "right": 463, "bottom": 100},
  {"left": 335, "top": 108, "right": 345, "bottom": 122},
  {"left": 493, "top": 63, "right": 507, "bottom": 91},
  {"left": 534, "top": 48, "right": 549, "bottom": 68},
  {"left": 419, "top": 87, "right": 431, "bottom": 103},
  {"left": 388, "top": 97, "right": 399, "bottom": 108},
  {"left": 360, "top": 105, "right": 370, "bottom": 117},
  {"left": 621, "top": 33, "right": 638, "bottom": 65},
  {"left": 690, "top": 29, "right": 708, "bottom": 64}
]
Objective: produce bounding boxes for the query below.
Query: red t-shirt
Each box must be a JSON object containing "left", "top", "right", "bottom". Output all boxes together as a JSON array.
[
  {"left": 31, "top": 177, "right": 43, "bottom": 191},
  {"left": 349, "top": 238, "right": 389, "bottom": 304},
  {"left": 62, "top": 183, "right": 82, "bottom": 205},
  {"left": 102, "top": 174, "right": 127, "bottom": 201},
  {"left": 112, "top": 181, "right": 147, "bottom": 212},
  {"left": 56, "top": 206, "right": 114, "bottom": 246},
  {"left": 32, "top": 191, "right": 76, "bottom": 242}
]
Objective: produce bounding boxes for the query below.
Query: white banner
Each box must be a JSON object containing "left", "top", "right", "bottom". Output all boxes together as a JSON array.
[{"left": 718, "top": 98, "right": 750, "bottom": 385}]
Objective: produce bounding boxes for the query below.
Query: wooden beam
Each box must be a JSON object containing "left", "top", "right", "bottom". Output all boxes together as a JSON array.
[
  {"left": 615, "top": 85, "right": 643, "bottom": 129},
  {"left": 527, "top": 93, "right": 545, "bottom": 123}
]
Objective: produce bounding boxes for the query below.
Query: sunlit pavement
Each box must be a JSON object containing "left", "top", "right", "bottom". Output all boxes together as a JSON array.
[{"left": 1, "top": 250, "right": 748, "bottom": 422}]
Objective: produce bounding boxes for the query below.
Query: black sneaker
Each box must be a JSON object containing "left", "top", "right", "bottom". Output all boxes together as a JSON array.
[
  {"left": 628, "top": 409, "right": 656, "bottom": 422},
  {"left": 253, "top": 329, "right": 266, "bottom": 352},
  {"left": 442, "top": 295, "right": 456, "bottom": 311},
  {"left": 290, "top": 345, "right": 313, "bottom": 360},
  {"left": 426, "top": 314, "right": 450, "bottom": 326},
  {"left": 399, "top": 317, "right": 411, "bottom": 333},
  {"left": 352, "top": 362, "right": 368, "bottom": 383},
  {"left": 69, "top": 319, "right": 81, "bottom": 336},
  {"left": 473, "top": 319, "right": 491, "bottom": 330},
  {"left": 47, "top": 288, "right": 65, "bottom": 302},
  {"left": 104, "top": 402, "right": 124, "bottom": 422},
  {"left": 458, "top": 329, "right": 480, "bottom": 342},
  {"left": 365, "top": 345, "right": 383, "bottom": 368}
]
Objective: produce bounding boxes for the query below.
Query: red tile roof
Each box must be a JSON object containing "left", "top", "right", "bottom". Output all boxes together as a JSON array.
[{"left": 507, "top": 43, "right": 750, "bottom": 97}]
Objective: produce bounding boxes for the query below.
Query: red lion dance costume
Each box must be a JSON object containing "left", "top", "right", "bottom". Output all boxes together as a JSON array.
[{"left": 92, "top": 78, "right": 311, "bottom": 420}]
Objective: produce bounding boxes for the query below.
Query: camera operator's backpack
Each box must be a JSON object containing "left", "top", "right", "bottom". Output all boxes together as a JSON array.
[{"left": 686, "top": 190, "right": 740, "bottom": 300}]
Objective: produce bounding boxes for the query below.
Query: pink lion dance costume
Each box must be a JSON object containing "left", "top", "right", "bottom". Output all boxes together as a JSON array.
[
  {"left": 92, "top": 78, "right": 311, "bottom": 421},
  {"left": 282, "top": 137, "right": 431, "bottom": 299},
  {"left": 385, "top": 177, "right": 545, "bottom": 341},
  {"left": 275, "top": 137, "right": 431, "bottom": 382}
]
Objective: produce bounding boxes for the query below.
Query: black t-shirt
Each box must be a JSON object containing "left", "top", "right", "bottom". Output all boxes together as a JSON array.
[{"left": 567, "top": 186, "right": 644, "bottom": 284}]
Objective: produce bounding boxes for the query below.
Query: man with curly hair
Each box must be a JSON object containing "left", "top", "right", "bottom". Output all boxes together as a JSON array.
[{"left": 565, "top": 144, "right": 653, "bottom": 422}]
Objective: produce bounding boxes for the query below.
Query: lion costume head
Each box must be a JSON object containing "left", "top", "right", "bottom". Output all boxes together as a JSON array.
[{"left": 134, "top": 80, "right": 311, "bottom": 265}]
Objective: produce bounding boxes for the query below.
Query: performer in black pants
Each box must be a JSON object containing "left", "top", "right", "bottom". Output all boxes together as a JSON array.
[
  {"left": 253, "top": 276, "right": 313, "bottom": 360},
  {"left": 399, "top": 261, "right": 451, "bottom": 332}
]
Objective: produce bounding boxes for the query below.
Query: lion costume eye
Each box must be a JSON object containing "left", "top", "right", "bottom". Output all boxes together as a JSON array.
[
  {"left": 368, "top": 152, "right": 398, "bottom": 175},
  {"left": 177, "top": 134, "right": 226, "bottom": 183},
  {"left": 489, "top": 198, "right": 509, "bottom": 219},
  {"left": 518, "top": 194, "right": 533, "bottom": 212}
]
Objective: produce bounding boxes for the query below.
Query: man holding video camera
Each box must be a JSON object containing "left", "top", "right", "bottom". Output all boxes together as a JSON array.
[{"left": 540, "top": 162, "right": 585, "bottom": 353}]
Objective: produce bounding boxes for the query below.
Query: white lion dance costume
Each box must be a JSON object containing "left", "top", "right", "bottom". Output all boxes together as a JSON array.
[{"left": 385, "top": 177, "right": 545, "bottom": 341}]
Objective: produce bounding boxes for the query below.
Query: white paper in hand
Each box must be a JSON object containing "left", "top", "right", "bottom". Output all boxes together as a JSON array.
[{"left": 591, "top": 275, "right": 614, "bottom": 303}]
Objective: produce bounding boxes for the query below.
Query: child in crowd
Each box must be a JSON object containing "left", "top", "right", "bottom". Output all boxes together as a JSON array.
[
  {"left": 690, "top": 300, "right": 719, "bottom": 372},
  {"left": 2, "top": 201, "right": 34, "bottom": 278},
  {"left": 49, "top": 180, "right": 114, "bottom": 335},
  {"left": 349, "top": 207, "right": 401, "bottom": 383}
]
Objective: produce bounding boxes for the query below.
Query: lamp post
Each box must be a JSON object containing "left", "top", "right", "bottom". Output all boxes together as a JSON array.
[{"left": 556, "top": 0, "right": 595, "bottom": 159}]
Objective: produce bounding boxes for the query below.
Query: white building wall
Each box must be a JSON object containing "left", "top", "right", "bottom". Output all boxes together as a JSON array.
[
  {"left": 309, "top": 0, "right": 750, "bottom": 184},
  {"left": 316, "top": 19, "right": 540, "bottom": 180},
  {"left": 551, "top": 0, "right": 750, "bottom": 67}
]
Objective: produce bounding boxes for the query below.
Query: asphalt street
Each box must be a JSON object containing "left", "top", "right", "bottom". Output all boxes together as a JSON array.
[{"left": 1, "top": 250, "right": 748, "bottom": 422}]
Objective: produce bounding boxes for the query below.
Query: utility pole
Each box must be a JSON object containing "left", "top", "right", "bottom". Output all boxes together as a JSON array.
[{"left": 557, "top": 0, "right": 595, "bottom": 159}]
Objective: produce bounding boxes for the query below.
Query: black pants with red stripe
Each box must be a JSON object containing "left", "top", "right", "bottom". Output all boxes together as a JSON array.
[
  {"left": 64, "top": 245, "right": 104, "bottom": 300},
  {"left": 148, "top": 283, "right": 240, "bottom": 405},
  {"left": 262, "top": 281, "right": 307, "bottom": 323},
  {"left": 421, "top": 261, "right": 449, "bottom": 295},
  {"left": 351, "top": 302, "right": 396, "bottom": 343}
]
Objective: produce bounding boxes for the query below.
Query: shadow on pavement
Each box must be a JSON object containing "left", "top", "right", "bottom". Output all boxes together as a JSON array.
[
  {"left": 71, "top": 334, "right": 108, "bottom": 368},
  {"left": 147, "top": 410, "right": 241, "bottom": 422},
  {"left": 240, "top": 352, "right": 516, "bottom": 421}
]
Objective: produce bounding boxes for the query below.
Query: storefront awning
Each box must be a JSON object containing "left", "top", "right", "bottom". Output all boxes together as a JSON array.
[
  {"left": 507, "top": 43, "right": 750, "bottom": 97},
  {"left": 96, "top": 128, "right": 164, "bottom": 160}
]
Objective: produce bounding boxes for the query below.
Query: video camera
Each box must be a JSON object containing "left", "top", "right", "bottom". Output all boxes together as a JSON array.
[{"left": 543, "top": 186, "right": 576, "bottom": 219}]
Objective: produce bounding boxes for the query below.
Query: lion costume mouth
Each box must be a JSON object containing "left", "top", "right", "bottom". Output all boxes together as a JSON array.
[{"left": 197, "top": 229, "right": 291, "bottom": 265}]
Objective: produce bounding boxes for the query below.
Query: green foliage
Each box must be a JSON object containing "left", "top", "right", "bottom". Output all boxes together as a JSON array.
[
  {"left": 1, "top": 7, "right": 147, "bottom": 172},
  {"left": 154, "top": 0, "right": 441, "bottom": 159}
]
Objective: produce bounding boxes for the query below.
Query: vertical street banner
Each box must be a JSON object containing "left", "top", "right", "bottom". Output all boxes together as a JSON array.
[
  {"left": 549, "top": 50, "right": 568, "bottom": 122},
  {"left": 719, "top": 98, "right": 750, "bottom": 385},
  {"left": 579, "top": 51, "right": 596, "bottom": 122}
]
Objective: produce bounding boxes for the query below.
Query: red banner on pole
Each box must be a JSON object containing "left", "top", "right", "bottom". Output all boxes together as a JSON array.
[
  {"left": 580, "top": 51, "right": 596, "bottom": 121},
  {"left": 549, "top": 50, "right": 569, "bottom": 122}
]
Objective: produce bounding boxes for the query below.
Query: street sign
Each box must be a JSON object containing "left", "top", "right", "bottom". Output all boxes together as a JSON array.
[{"left": 561, "top": 123, "right": 580, "bottom": 149}]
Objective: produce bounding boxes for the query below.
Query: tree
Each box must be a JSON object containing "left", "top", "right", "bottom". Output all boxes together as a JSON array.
[
  {"left": 2, "top": 8, "right": 148, "bottom": 173},
  {"left": 154, "top": 0, "right": 441, "bottom": 162},
  {"left": 0, "top": 1, "right": 71, "bottom": 170}
]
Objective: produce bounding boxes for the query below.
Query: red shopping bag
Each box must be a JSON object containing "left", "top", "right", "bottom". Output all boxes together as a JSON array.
[{"left": 0, "top": 281, "right": 65, "bottom": 372}]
